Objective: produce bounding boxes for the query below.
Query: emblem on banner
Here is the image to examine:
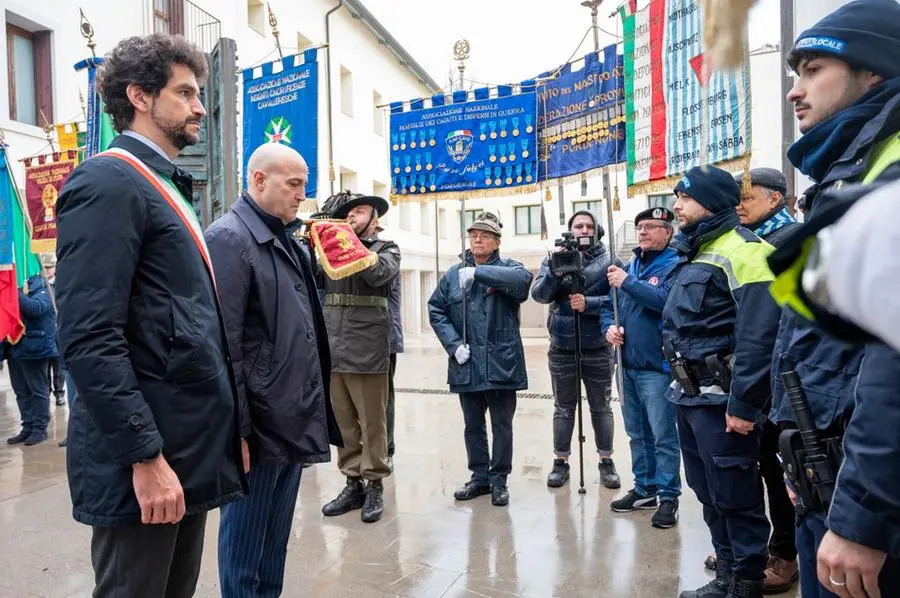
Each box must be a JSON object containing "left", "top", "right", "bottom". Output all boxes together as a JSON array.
[
  {"left": 264, "top": 116, "right": 292, "bottom": 144},
  {"left": 446, "top": 130, "right": 474, "bottom": 164}
]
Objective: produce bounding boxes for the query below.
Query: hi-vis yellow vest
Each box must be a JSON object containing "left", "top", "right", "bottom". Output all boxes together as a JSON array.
[{"left": 770, "top": 132, "right": 900, "bottom": 320}]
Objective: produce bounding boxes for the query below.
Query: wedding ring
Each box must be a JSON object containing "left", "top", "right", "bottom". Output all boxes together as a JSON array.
[{"left": 828, "top": 576, "right": 846, "bottom": 587}]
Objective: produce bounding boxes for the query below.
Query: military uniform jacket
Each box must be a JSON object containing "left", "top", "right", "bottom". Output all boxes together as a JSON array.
[{"left": 323, "top": 237, "right": 400, "bottom": 374}]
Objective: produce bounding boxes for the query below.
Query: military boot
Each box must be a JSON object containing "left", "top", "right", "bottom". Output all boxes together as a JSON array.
[
  {"left": 728, "top": 577, "right": 764, "bottom": 598},
  {"left": 322, "top": 477, "right": 365, "bottom": 516},
  {"left": 361, "top": 479, "right": 384, "bottom": 523},
  {"left": 679, "top": 558, "right": 733, "bottom": 598}
]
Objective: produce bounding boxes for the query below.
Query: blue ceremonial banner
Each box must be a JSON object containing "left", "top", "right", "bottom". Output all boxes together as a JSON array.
[
  {"left": 537, "top": 44, "right": 626, "bottom": 182},
  {"left": 389, "top": 87, "right": 538, "bottom": 199},
  {"left": 242, "top": 49, "right": 319, "bottom": 197}
]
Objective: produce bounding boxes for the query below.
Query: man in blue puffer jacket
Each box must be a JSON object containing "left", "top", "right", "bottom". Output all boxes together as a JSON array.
[
  {"left": 601, "top": 207, "right": 681, "bottom": 530},
  {"left": 532, "top": 209, "right": 623, "bottom": 490},
  {"left": 5, "top": 273, "right": 58, "bottom": 446},
  {"left": 429, "top": 212, "right": 533, "bottom": 507}
]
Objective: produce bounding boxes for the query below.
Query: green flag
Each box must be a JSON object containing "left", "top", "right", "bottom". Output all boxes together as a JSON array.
[{"left": 0, "top": 149, "right": 41, "bottom": 288}]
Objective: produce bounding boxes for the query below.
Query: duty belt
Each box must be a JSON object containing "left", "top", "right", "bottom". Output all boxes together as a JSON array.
[{"left": 324, "top": 293, "right": 388, "bottom": 308}]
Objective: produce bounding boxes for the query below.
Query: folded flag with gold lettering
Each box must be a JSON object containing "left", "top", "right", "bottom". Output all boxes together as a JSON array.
[{"left": 308, "top": 220, "right": 378, "bottom": 280}]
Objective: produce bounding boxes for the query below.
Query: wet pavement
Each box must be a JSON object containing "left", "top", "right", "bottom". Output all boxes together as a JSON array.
[{"left": 0, "top": 342, "right": 799, "bottom": 598}]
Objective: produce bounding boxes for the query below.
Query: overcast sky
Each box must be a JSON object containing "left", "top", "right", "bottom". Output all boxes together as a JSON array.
[{"left": 362, "top": 0, "right": 780, "bottom": 94}]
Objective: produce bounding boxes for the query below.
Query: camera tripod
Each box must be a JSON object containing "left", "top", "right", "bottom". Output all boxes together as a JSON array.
[{"left": 565, "top": 271, "right": 589, "bottom": 495}]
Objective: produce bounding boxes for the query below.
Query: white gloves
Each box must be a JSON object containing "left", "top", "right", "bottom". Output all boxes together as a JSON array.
[
  {"left": 454, "top": 344, "right": 471, "bottom": 365},
  {"left": 458, "top": 266, "right": 476, "bottom": 291}
]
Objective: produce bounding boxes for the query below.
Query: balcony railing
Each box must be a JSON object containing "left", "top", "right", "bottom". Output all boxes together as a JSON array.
[{"left": 147, "top": 0, "right": 221, "bottom": 54}]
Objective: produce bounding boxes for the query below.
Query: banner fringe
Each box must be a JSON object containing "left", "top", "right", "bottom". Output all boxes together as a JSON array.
[
  {"left": 626, "top": 155, "right": 751, "bottom": 197},
  {"left": 390, "top": 184, "right": 538, "bottom": 203}
]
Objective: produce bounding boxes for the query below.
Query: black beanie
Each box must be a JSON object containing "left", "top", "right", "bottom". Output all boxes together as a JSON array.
[
  {"left": 790, "top": 0, "right": 900, "bottom": 79},
  {"left": 673, "top": 166, "right": 740, "bottom": 215},
  {"left": 568, "top": 209, "right": 605, "bottom": 241}
]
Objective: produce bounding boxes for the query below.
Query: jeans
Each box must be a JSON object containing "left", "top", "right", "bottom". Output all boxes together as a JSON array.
[
  {"left": 8, "top": 358, "right": 51, "bottom": 435},
  {"left": 459, "top": 390, "right": 516, "bottom": 487},
  {"left": 677, "top": 404, "right": 769, "bottom": 580},
  {"left": 48, "top": 356, "right": 65, "bottom": 399},
  {"left": 219, "top": 462, "right": 303, "bottom": 597},
  {"left": 759, "top": 419, "right": 796, "bottom": 560},
  {"left": 619, "top": 368, "right": 681, "bottom": 501},
  {"left": 549, "top": 345, "right": 614, "bottom": 457}
]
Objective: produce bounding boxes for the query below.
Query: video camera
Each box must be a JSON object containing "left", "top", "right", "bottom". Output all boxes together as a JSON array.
[{"left": 550, "top": 231, "right": 595, "bottom": 277}]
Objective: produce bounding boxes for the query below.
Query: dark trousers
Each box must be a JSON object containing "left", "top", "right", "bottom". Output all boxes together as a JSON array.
[
  {"left": 759, "top": 419, "right": 797, "bottom": 560},
  {"left": 91, "top": 512, "right": 207, "bottom": 598},
  {"left": 48, "top": 356, "right": 65, "bottom": 399},
  {"left": 676, "top": 404, "right": 770, "bottom": 580},
  {"left": 218, "top": 462, "right": 303, "bottom": 598},
  {"left": 796, "top": 511, "right": 900, "bottom": 598},
  {"left": 387, "top": 353, "right": 397, "bottom": 457},
  {"left": 549, "top": 345, "right": 614, "bottom": 456},
  {"left": 8, "top": 357, "right": 51, "bottom": 434},
  {"left": 459, "top": 390, "right": 516, "bottom": 487}
]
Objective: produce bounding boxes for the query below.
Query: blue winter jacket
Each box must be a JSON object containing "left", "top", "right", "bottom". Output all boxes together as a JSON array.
[
  {"left": 9, "top": 275, "right": 58, "bottom": 361},
  {"left": 531, "top": 244, "right": 622, "bottom": 352},
  {"left": 600, "top": 246, "right": 679, "bottom": 373},
  {"left": 428, "top": 250, "right": 533, "bottom": 394}
]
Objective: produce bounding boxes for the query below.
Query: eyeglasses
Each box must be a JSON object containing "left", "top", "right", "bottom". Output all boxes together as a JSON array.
[
  {"left": 467, "top": 232, "right": 496, "bottom": 241},
  {"left": 634, "top": 223, "right": 667, "bottom": 232}
]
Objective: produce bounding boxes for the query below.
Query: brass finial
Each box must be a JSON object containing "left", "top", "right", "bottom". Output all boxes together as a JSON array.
[
  {"left": 453, "top": 39, "right": 470, "bottom": 91},
  {"left": 267, "top": 3, "right": 283, "bottom": 59},
  {"left": 79, "top": 8, "right": 97, "bottom": 59}
]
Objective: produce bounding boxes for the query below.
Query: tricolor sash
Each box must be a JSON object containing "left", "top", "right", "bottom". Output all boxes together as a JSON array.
[{"left": 98, "top": 148, "right": 216, "bottom": 289}]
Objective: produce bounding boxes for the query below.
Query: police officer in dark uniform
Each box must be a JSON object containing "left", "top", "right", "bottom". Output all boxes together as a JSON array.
[
  {"left": 663, "top": 165, "right": 782, "bottom": 598},
  {"left": 319, "top": 191, "right": 400, "bottom": 524},
  {"left": 764, "top": 2, "right": 900, "bottom": 596}
]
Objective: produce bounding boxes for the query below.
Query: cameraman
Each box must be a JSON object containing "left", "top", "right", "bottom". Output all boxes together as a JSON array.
[{"left": 531, "top": 210, "right": 623, "bottom": 490}]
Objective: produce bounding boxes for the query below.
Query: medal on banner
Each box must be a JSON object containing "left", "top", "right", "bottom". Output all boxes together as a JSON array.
[
  {"left": 404, "top": 155, "right": 412, "bottom": 173},
  {"left": 512, "top": 117, "right": 520, "bottom": 137},
  {"left": 505, "top": 165, "right": 513, "bottom": 185},
  {"left": 515, "top": 164, "right": 523, "bottom": 183},
  {"left": 400, "top": 176, "right": 408, "bottom": 194},
  {"left": 479, "top": 123, "right": 488, "bottom": 141},
  {"left": 409, "top": 178, "right": 417, "bottom": 193},
  {"left": 400, "top": 132, "right": 407, "bottom": 150},
  {"left": 500, "top": 119, "right": 508, "bottom": 138},
  {"left": 484, "top": 167, "right": 493, "bottom": 186},
  {"left": 418, "top": 130, "right": 426, "bottom": 148},
  {"left": 525, "top": 162, "right": 533, "bottom": 182},
  {"left": 489, "top": 121, "right": 498, "bottom": 139},
  {"left": 418, "top": 174, "right": 427, "bottom": 193},
  {"left": 410, "top": 134, "right": 417, "bottom": 149},
  {"left": 415, "top": 154, "right": 422, "bottom": 172},
  {"left": 493, "top": 167, "right": 502, "bottom": 186},
  {"left": 391, "top": 175, "right": 398, "bottom": 194},
  {"left": 429, "top": 128, "right": 437, "bottom": 147},
  {"left": 489, "top": 145, "right": 497, "bottom": 163},
  {"left": 393, "top": 156, "right": 400, "bottom": 174},
  {"left": 521, "top": 139, "right": 530, "bottom": 158},
  {"left": 425, "top": 152, "right": 433, "bottom": 171},
  {"left": 429, "top": 173, "right": 436, "bottom": 192},
  {"left": 392, "top": 133, "right": 399, "bottom": 151},
  {"left": 525, "top": 114, "right": 534, "bottom": 134},
  {"left": 507, "top": 142, "right": 516, "bottom": 161}
]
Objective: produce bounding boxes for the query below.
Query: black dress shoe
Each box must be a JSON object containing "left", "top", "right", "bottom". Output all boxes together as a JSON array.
[
  {"left": 361, "top": 480, "right": 384, "bottom": 523},
  {"left": 24, "top": 431, "right": 48, "bottom": 446},
  {"left": 454, "top": 480, "right": 492, "bottom": 501},
  {"left": 491, "top": 485, "right": 510, "bottom": 506},
  {"left": 322, "top": 477, "right": 365, "bottom": 516},
  {"left": 7, "top": 429, "right": 32, "bottom": 445}
]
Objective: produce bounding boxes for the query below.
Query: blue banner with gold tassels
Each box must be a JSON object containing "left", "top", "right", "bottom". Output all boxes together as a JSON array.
[
  {"left": 74, "top": 57, "right": 116, "bottom": 159},
  {"left": 388, "top": 81, "right": 538, "bottom": 200},
  {"left": 536, "top": 44, "right": 626, "bottom": 182},
  {"left": 242, "top": 49, "right": 319, "bottom": 199}
]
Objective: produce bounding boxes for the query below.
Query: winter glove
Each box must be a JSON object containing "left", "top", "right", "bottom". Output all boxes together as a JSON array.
[
  {"left": 454, "top": 344, "right": 471, "bottom": 365},
  {"left": 458, "top": 266, "right": 476, "bottom": 291}
]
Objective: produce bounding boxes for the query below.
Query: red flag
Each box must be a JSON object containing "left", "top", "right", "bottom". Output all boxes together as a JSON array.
[{"left": 0, "top": 268, "right": 23, "bottom": 343}]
